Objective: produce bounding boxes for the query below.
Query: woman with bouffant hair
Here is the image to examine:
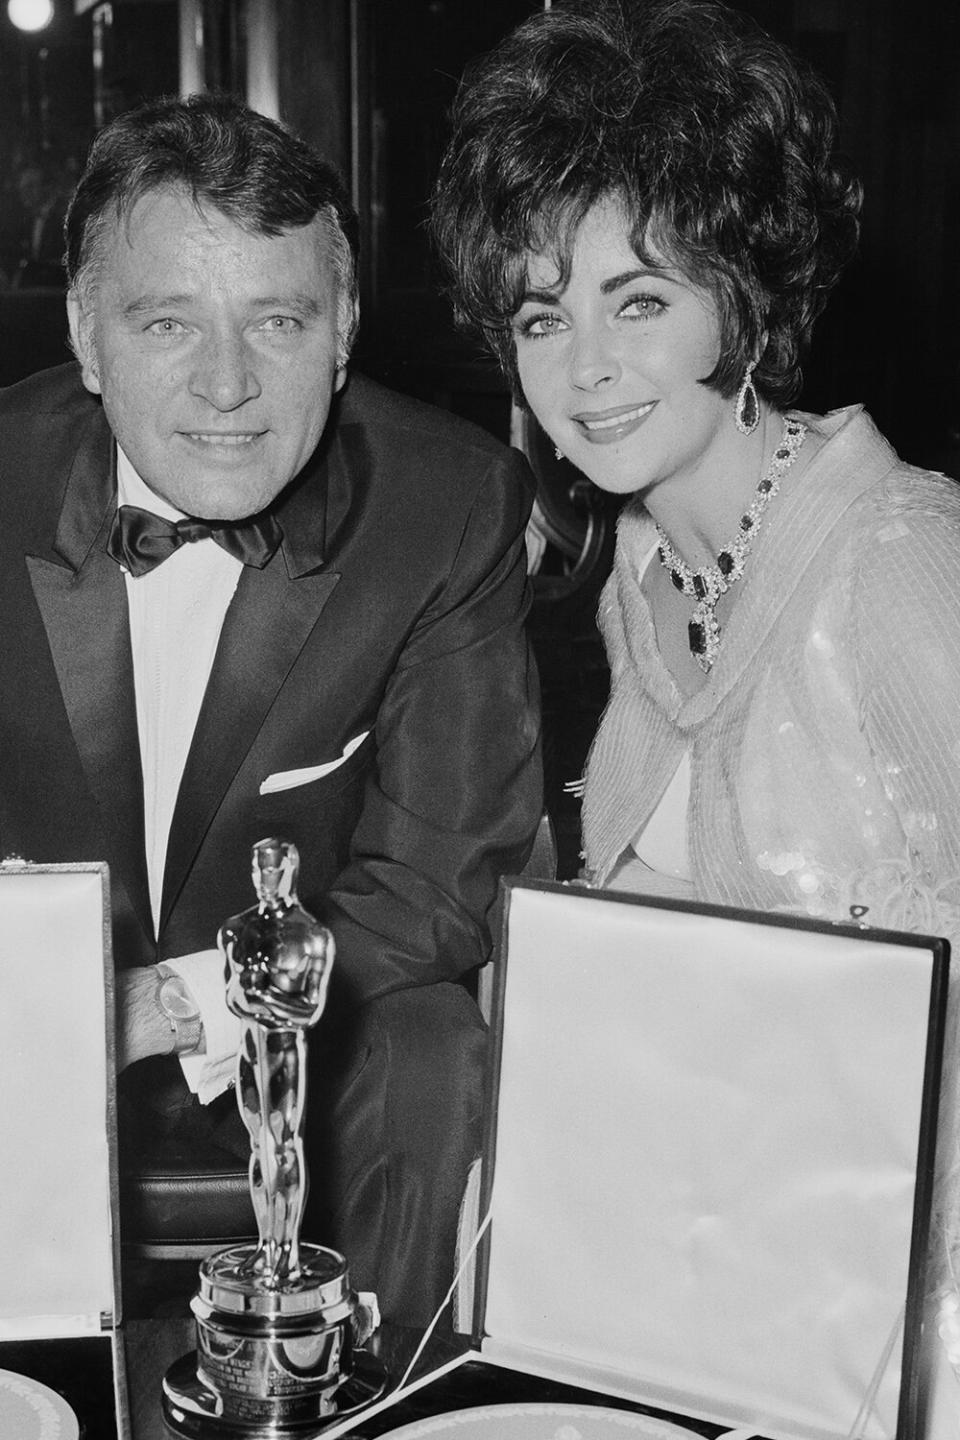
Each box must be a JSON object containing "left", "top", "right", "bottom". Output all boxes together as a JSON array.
[
  {"left": 433, "top": 0, "right": 859, "bottom": 411},
  {"left": 433, "top": 0, "right": 960, "bottom": 1415}
]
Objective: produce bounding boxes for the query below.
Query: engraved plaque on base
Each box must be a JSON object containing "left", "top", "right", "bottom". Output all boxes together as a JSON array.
[{"left": 162, "top": 839, "right": 386, "bottom": 1436}]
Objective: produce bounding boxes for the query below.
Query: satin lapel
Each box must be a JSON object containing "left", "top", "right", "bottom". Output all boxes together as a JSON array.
[
  {"left": 160, "top": 553, "right": 340, "bottom": 931},
  {"left": 26, "top": 507, "right": 153, "bottom": 943}
]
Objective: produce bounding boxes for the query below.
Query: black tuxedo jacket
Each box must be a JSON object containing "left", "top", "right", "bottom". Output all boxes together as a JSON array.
[{"left": 0, "top": 364, "right": 542, "bottom": 1009}]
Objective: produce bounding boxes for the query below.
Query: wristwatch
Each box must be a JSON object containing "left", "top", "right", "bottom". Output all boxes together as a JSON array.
[{"left": 155, "top": 965, "right": 204, "bottom": 1055}]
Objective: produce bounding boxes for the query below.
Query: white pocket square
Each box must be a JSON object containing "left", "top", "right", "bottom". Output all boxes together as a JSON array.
[{"left": 259, "top": 732, "right": 370, "bottom": 795}]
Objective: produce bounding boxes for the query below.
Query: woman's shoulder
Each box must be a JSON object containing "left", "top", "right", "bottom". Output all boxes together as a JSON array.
[
  {"left": 866, "top": 455, "right": 960, "bottom": 552},
  {"left": 797, "top": 404, "right": 960, "bottom": 539},
  {"left": 838, "top": 434, "right": 960, "bottom": 641}
]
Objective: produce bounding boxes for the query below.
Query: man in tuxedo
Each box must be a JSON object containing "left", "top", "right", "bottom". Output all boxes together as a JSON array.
[{"left": 0, "top": 94, "right": 541, "bottom": 1322}]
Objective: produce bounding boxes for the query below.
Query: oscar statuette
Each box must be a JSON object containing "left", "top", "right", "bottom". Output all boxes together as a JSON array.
[{"left": 162, "top": 838, "right": 386, "bottom": 1436}]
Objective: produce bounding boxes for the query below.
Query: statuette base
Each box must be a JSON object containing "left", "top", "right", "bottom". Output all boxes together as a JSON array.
[{"left": 162, "top": 1242, "right": 386, "bottom": 1437}]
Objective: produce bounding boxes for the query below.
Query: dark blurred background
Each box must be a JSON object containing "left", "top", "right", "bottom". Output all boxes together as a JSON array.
[{"left": 2, "top": 0, "right": 958, "bottom": 874}]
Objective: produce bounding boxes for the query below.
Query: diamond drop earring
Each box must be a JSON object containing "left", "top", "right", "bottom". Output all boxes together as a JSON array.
[{"left": 735, "top": 360, "right": 760, "bottom": 436}]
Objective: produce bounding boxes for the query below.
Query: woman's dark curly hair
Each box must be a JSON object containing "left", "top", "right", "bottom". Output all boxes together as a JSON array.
[{"left": 430, "top": 0, "right": 862, "bottom": 408}]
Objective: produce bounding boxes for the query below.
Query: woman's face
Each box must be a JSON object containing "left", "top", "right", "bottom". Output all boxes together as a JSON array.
[{"left": 512, "top": 198, "right": 731, "bottom": 499}]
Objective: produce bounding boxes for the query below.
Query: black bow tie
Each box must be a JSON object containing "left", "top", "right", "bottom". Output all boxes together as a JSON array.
[{"left": 107, "top": 504, "right": 282, "bottom": 577}]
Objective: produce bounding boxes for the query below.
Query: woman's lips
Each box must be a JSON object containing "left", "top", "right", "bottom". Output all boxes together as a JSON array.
[
  {"left": 572, "top": 401, "right": 656, "bottom": 444},
  {"left": 184, "top": 432, "right": 262, "bottom": 444}
]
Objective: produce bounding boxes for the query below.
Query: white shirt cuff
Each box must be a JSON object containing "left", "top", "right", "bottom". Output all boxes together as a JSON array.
[{"left": 162, "top": 949, "right": 242, "bottom": 1104}]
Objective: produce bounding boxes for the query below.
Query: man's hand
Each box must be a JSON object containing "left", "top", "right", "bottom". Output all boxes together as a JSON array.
[{"left": 116, "top": 966, "right": 176, "bottom": 1071}]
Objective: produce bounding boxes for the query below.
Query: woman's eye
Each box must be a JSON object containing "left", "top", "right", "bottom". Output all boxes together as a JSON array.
[
  {"left": 519, "top": 312, "right": 567, "bottom": 338},
  {"left": 621, "top": 294, "right": 665, "bottom": 319}
]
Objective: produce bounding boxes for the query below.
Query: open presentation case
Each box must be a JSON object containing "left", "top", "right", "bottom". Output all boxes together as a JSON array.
[
  {"left": 0, "top": 859, "right": 129, "bottom": 1439},
  {"left": 354, "top": 880, "right": 953, "bottom": 1440}
]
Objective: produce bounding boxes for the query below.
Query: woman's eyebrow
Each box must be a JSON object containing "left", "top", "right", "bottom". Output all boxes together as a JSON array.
[
  {"left": 517, "top": 266, "right": 678, "bottom": 307},
  {"left": 600, "top": 267, "right": 673, "bottom": 294},
  {"left": 516, "top": 286, "right": 563, "bottom": 306}
]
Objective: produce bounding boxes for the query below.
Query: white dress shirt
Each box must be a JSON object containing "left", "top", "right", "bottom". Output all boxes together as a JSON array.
[{"left": 117, "top": 448, "right": 243, "bottom": 1101}]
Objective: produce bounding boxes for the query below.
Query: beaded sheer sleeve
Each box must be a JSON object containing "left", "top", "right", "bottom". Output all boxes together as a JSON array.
[{"left": 850, "top": 472, "right": 960, "bottom": 1367}]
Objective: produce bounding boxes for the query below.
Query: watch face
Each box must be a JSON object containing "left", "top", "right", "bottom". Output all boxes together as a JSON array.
[{"left": 158, "top": 975, "right": 201, "bottom": 1021}]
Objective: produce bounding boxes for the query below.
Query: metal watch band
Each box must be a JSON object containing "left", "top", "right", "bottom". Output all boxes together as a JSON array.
[{"left": 155, "top": 966, "right": 204, "bottom": 1055}]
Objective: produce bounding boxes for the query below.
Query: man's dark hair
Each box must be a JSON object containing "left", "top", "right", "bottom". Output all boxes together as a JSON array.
[
  {"left": 431, "top": 0, "right": 862, "bottom": 406},
  {"left": 66, "top": 92, "right": 360, "bottom": 349}
]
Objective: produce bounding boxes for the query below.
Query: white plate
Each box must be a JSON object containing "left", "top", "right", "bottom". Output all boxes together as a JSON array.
[
  {"left": 0, "top": 1368, "right": 80, "bottom": 1440},
  {"left": 378, "top": 1402, "right": 704, "bottom": 1440}
]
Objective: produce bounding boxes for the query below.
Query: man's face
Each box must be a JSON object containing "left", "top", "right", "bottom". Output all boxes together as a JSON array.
[{"left": 68, "top": 186, "right": 351, "bottom": 519}]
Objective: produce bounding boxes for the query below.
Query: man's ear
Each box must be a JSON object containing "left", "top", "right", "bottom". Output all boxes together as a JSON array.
[
  {"left": 334, "top": 292, "right": 359, "bottom": 388},
  {"left": 66, "top": 291, "right": 102, "bottom": 396}
]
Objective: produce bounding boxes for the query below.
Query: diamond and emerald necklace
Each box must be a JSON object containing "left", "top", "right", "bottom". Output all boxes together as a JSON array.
[{"left": 655, "top": 414, "right": 807, "bottom": 674}]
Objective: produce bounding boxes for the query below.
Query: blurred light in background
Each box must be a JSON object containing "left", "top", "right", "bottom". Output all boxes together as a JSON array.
[{"left": 8, "top": 0, "right": 55, "bottom": 32}]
